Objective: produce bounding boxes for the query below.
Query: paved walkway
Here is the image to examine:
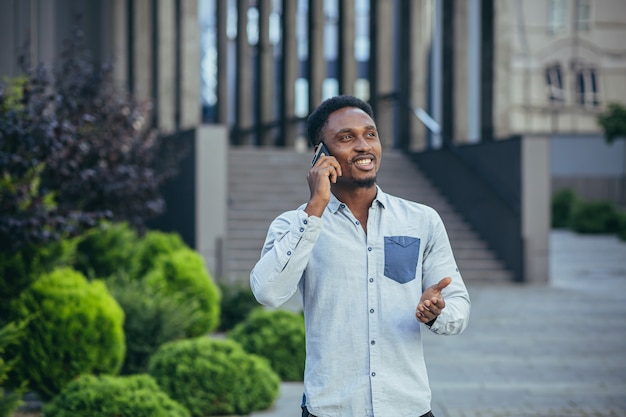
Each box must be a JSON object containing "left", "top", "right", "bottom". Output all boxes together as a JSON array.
[{"left": 251, "top": 230, "right": 626, "bottom": 417}]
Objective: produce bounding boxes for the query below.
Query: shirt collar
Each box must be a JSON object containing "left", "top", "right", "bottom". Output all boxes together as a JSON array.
[{"left": 327, "top": 185, "right": 387, "bottom": 214}]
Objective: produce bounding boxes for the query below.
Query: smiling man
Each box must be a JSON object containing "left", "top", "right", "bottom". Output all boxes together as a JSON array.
[{"left": 251, "top": 95, "right": 471, "bottom": 417}]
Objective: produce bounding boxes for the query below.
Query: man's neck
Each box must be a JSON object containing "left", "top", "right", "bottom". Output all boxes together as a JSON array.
[{"left": 331, "top": 184, "right": 377, "bottom": 214}]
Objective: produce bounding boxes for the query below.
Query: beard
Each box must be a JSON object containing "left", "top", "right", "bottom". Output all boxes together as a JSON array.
[{"left": 351, "top": 176, "right": 377, "bottom": 188}]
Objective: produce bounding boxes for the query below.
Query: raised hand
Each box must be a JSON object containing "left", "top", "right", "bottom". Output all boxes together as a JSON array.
[{"left": 415, "top": 277, "right": 451, "bottom": 324}]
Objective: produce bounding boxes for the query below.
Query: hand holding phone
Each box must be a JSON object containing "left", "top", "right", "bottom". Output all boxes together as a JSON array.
[{"left": 311, "top": 142, "right": 330, "bottom": 166}]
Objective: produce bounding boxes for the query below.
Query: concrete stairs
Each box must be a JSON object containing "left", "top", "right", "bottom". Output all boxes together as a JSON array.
[{"left": 225, "top": 148, "right": 513, "bottom": 284}]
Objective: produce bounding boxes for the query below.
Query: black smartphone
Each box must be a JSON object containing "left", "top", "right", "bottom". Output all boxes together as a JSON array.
[{"left": 311, "top": 142, "right": 330, "bottom": 166}]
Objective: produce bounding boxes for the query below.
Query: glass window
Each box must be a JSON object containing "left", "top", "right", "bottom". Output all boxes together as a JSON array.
[
  {"left": 548, "top": 0, "right": 568, "bottom": 35},
  {"left": 576, "top": 0, "right": 591, "bottom": 31},
  {"left": 545, "top": 63, "right": 565, "bottom": 103},
  {"left": 575, "top": 67, "right": 600, "bottom": 107}
]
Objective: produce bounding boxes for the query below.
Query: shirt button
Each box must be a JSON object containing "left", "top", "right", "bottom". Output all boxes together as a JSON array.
[
  {"left": 303, "top": 219, "right": 308, "bottom": 224},
  {"left": 371, "top": 340, "right": 375, "bottom": 345},
  {"left": 371, "top": 372, "right": 376, "bottom": 377},
  {"left": 355, "top": 221, "right": 360, "bottom": 225},
  {"left": 299, "top": 227, "right": 304, "bottom": 232},
  {"left": 340, "top": 204, "right": 346, "bottom": 208},
  {"left": 367, "top": 247, "right": 372, "bottom": 251},
  {"left": 287, "top": 251, "right": 292, "bottom": 256},
  {"left": 369, "top": 278, "right": 374, "bottom": 283},
  {"left": 370, "top": 309, "right": 374, "bottom": 313}
]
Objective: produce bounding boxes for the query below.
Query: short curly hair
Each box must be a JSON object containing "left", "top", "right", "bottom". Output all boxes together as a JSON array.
[{"left": 306, "top": 95, "right": 375, "bottom": 146}]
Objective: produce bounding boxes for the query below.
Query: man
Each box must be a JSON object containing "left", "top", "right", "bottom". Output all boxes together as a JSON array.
[{"left": 251, "top": 95, "right": 470, "bottom": 417}]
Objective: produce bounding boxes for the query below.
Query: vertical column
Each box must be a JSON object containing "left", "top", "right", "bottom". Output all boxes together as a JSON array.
[
  {"left": 134, "top": 0, "right": 152, "bottom": 106},
  {"left": 337, "top": 0, "right": 356, "bottom": 96},
  {"left": 430, "top": 0, "right": 443, "bottom": 148},
  {"left": 158, "top": 0, "right": 176, "bottom": 134},
  {"left": 236, "top": 0, "right": 253, "bottom": 144},
  {"left": 111, "top": 0, "right": 129, "bottom": 89},
  {"left": 308, "top": 0, "right": 325, "bottom": 111},
  {"left": 492, "top": 0, "right": 512, "bottom": 138},
  {"left": 180, "top": 0, "right": 200, "bottom": 129},
  {"left": 395, "top": 0, "right": 411, "bottom": 150},
  {"left": 281, "top": 0, "right": 298, "bottom": 147},
  {"left": 467, "top": 0, "right": 481, "bottom": 142},
  {"left": 258, "top": 0, "right": 274, "bottom": 146},
  {"left": 409, "top": 0, "right": 431, "bottom": 151},
  {"left": 216, "top": 0, "right": 229, "bottom": 125},
  {"left": 36, "top": 0, "right": 57, "bottom": 65},
  {"left": 374, "top": 0, "right": 394, "bottom": 149},
  {"left": 441, "top": 0, "right": 455, "bottom": 145},
  {"left": 453, "top": 0, "right": 469, "bottom": 142},
  {"left": 480, "top": 0, "right": 494, "bottom": 140}
]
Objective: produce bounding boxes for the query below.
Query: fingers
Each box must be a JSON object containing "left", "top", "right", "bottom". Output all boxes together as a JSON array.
[
  {"left": 416, "top": 298, "right": 443, "bottom": 317},
  {"left": 305, "top": 156, "right": 341, "bottom": 217},
  {"left": 311, "top": 155, "right": 341, "bottom": 183},
  {"left": 416, "top": 302, "right": 438, "bottom": 323}
]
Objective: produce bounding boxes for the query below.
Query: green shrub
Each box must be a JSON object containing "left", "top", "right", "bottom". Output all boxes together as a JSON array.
[
  {"left": 74, "top": 222, "right": 139, "bottom": 279},
  {"left": 218, "top": 282, "right": 259, "bottom": 332},
  {"left": 107, "top": 273, "right": 203, "bottom": 375},
  {"left": 144, "top": 248, "right": 221, "bottom": 337},
  {"left": 132, "top": 230, "right": 187, "bottom": 277},
  {"left": 551, "top": 188, "right": 578, "bottom": 229},
  {"left": 6, "top": 268, "right": 125, "bottom": 400},
  {"left": 570, "top": 200, "right": 619, "bottom": 234},
  {"left": 43, "top": 374, "right": 190, "bottom": 417},
  {"left": 0, "top": 241, "right": 76, "bottom": 318},
  {"left": 229, "top": 309, "right": 305, "bottom": 381},
  {"left": 0, "top": 320, "right": 29, "bottom": 417},
  {"left": 149, "top": 337, "right": 280, "bottom": 417}
]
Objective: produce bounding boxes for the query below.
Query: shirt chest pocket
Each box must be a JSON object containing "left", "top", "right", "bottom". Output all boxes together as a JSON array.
[{"left": 384, "top": 236, "right": 421, "bottom": 284}]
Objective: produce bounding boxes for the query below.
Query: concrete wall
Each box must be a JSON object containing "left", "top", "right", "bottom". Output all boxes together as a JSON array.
[
  {"left": 551, "top": 135, "right": 626, "bottom": 206},
  {"left": 522, "top": 135, "right": 551, "bottom": 284},
  {"left": 195, "top": 125, "right": 228, "bottom": 278}
]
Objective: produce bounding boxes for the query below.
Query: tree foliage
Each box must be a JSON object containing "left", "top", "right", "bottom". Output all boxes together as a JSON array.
[
  {"left": 0, "top": 28, "right": 187, "bottom": 253},
  {"left": 597, "top": 102, "right": 626, "bottom": 144}
]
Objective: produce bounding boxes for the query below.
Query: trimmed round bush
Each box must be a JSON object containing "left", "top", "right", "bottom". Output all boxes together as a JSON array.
[
  {"left": 6, "top": 267, "right": 125, "bottom": 400},
  {"left": 149, "top": 337, "right": 280, "bottom": 417},
  {"left": 74, "top": 222, "right": 139, "bottom": 278},
  {"left": 571, "top": 200, "right": 619, "bottom": 234},
  {"left": 144, "top": 248, "right": 220, "bottom": 337},
  {"left": 551, "top": 188, "right": 578, "bottom": 229},
  {"left": 44, "top": 374, "right": 190, "bottom": 417},
  {"left": 0, "top": 240, "right": 76, "bottom": 317},
  {"left": 229, "top": 309, "right": 305, "bottom": 381},
  {"left": 132, "top": 229, "right": 186, "bottom": 277}
]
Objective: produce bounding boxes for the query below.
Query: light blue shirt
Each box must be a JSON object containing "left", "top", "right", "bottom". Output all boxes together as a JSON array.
[{"left": 251, "top": 186, "right": 470, "bottom": 417}]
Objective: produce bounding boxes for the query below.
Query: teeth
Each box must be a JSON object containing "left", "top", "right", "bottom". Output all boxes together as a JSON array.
[{"left": 355, "top": 159, "right": 372, "bottom": 165}]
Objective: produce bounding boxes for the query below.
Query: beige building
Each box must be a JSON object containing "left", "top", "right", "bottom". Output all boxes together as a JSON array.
[{"left": 494, "top": 0, "right": 626, "bottom": 137}]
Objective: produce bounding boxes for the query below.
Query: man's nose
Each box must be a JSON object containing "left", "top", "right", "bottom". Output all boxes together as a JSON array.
[{"left": 354, "top": 135, "right": 372, "bottom": 150}]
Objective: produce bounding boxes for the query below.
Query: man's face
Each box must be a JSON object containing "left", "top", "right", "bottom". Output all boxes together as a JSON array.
[{"left": 322, "top": 106, "right": 382, "bottom": 189}]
